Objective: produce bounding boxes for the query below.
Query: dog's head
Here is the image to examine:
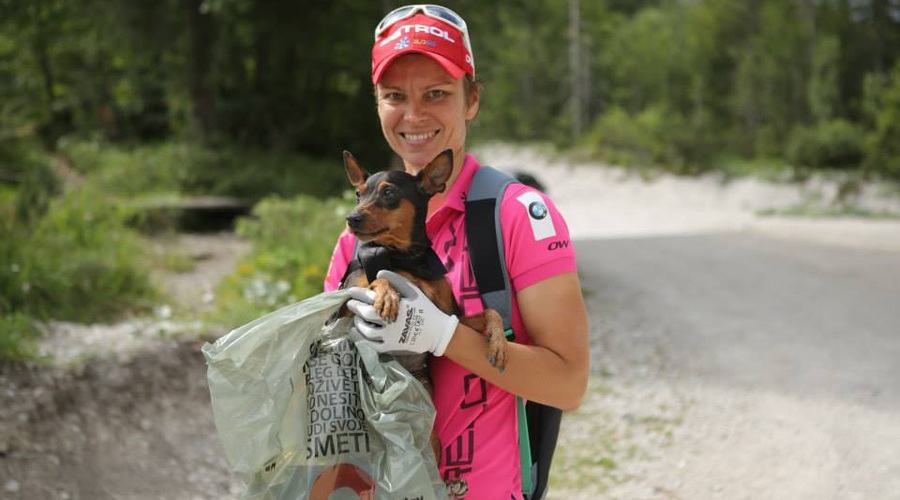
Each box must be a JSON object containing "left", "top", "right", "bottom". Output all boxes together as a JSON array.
[{"left": 343, "top": 149, "right": 453, "bottom": 251}]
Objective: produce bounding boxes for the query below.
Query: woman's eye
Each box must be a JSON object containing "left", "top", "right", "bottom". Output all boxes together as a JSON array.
[{"left": 427, "top": 90, "right": 446, "bottom": 99}]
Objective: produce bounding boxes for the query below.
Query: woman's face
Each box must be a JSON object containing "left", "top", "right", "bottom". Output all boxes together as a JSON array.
[{"left": 376, "top": 54, "right": 479, "bottom": 173}]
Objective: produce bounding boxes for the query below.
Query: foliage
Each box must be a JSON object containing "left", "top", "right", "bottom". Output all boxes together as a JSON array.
[
  {"left": 0, "top": 183, "right": 157, "bottom": 360},
  {"left": 863, "top": 62, "right": 900, "bottom": 179},
  {"left": 191, "top": 146, "right": 348, "bottom": 201},
  {"left": 0, "top": 312, "right": 40, "bottom": 361},
  {"left": 3, "top": 185, "right": 157, "bottom": 321},
  {"left": 3, "top": 0, "right": 900, "bottom": 175},
  {"left": 58, "top": 138, "right": 348, "bottom": 200},
  {"left": 583, "top": 105, "right": 716, "bottom": 174},
  {"left": 0, "top": 139, "right": 59, "bottom": 223},
  {"left": 786, "top": 119, "right": 866, "bottom": 170},
  {"left": 210, "top": 194, "right": 353, "bottom": 328}
]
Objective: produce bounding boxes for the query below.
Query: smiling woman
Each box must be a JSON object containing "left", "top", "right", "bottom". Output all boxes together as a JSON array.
[
  {"left": 323, "top": 5, "right": 589, "bottom": 500},
  {"left": 375, "top": 55, "right": 479, "bottom": 184}
]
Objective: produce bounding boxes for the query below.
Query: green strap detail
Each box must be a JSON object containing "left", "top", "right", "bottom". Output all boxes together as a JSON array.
[{"left": 517, "top": 396, "right": 534, "bottom": 497}]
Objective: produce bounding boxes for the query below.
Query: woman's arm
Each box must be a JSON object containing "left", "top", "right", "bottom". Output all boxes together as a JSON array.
[{"left": 442, "top": 271, "right": 590, "bottom": 411}]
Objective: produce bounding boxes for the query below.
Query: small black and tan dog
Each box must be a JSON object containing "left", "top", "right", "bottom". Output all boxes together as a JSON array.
[
  {"left": 341, "top": 149, "right": 509, "bottom": 376},
  {"left": 340, "top": 149, "right": 508, "bottom": 495}
]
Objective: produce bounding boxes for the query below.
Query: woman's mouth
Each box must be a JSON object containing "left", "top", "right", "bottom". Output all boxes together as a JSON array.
[{"left": 401, "top": 130, "right": 439, "bottom": 144}]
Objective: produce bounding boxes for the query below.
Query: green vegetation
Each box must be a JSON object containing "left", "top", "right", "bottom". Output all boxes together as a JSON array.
[
  {"left": 1, "top": 170, "right": 158, "bottom": 359},
  {"left": 58, "top": 139, "right": 348, "bottom": 201},
  {"left": 209, "top": 194, "right": 353, "bottom": 329}
]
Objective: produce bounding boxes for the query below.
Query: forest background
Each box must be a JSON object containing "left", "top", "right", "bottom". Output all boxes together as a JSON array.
[{"left": 2, "top": 0, "right": 900, "bottom": 358}]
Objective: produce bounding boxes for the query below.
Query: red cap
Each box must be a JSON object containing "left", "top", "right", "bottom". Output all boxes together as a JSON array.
[{"left": 372, "top": 13, "right": 474, "bottom": 84}]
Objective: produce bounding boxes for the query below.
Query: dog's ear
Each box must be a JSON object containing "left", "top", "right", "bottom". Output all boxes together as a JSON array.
[
  {"left": 419, "top": 149, "right": 454, "bottom": 195},
  {"left": 343, "top": 151, "right": 368, "bottom": 188}
]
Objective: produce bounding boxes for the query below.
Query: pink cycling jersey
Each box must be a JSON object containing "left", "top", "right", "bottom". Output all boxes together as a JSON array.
[{"left": 324, "top": 154, "right": 577, "bottom": 499}]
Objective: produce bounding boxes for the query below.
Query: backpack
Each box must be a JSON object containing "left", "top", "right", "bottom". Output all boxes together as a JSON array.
[{"left": 465, "top": 166, "right": 562, "bottom": 500}]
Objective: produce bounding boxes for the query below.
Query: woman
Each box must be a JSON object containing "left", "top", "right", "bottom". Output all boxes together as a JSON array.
[{"left": 324, "top": 5, "right": 589, "bottom": 498}]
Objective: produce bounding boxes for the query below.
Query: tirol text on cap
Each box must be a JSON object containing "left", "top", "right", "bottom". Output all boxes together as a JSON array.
[{"left": 372, "top": 13, "right": 475, "bottom": 84}]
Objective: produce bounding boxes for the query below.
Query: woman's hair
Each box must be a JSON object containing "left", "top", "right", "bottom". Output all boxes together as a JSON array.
[{"left": 463, "top": 74, "right": 482, "bottom": 106}]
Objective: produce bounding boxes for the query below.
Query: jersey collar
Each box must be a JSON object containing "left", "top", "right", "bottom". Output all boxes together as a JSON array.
[{"left": 442, "top": 153, "right": 480, "bottom": 213}]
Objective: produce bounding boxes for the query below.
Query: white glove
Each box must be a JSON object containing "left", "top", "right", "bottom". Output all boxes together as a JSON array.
[{"left": 347, "top": 270, "right": 459, "bottom": 356}]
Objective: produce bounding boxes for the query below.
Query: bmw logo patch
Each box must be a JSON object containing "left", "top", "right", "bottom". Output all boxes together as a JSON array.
[{"left": 528, "top": 201, "right": 548, "bottom": 220}]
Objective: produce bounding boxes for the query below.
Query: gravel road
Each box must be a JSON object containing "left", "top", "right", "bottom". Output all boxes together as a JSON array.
[
  {"left": 474, "top": 144, "right": 900, "bottom": 500},
  {"left": 2, "top": 145, "right": 899, "bottom": 500}
]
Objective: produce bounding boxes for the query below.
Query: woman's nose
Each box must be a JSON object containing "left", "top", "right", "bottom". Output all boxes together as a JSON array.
[{"left": 403, "top": 99, "right": 426, "bottom": 122}]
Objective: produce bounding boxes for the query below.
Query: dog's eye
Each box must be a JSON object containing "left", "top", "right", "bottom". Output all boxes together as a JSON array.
[
  {"left": 381, "top": 186, "right": 396, "bottom": 198},
  {"left": 355, "top": 189, "right": 361, "bottom": 202}
]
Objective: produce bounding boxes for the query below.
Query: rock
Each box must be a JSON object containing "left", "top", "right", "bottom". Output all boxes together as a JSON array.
[{"left": 4, "top": 480, "right": 20, "bottom": 493}]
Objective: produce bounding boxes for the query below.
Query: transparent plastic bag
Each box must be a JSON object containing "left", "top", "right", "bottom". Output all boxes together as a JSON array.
[{"left": 202, "top": 289, "right": 446, "bottom": 499}]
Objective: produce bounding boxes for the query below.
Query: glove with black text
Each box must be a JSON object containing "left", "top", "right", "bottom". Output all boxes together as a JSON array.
[{"left": 347, "top": 270, "right": 459, "bottom": 356}]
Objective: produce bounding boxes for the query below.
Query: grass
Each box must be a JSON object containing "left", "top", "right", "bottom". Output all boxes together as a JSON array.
[
  {"left": 758, "top": 204, "right": 900, "bottom": 219},
  {"left": 549, "top": 374, "right": 687, "bottom": 497},
  {"left": 1, "top": 191, "right": 159, "bottom": 360}
]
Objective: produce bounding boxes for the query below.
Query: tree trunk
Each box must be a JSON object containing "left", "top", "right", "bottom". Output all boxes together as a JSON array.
[
  {"left": 185, "top": 0, "right": 217, "bottom": 142},
  {"left": 569, "top": 0, "right": 584, "bottom": 139}
]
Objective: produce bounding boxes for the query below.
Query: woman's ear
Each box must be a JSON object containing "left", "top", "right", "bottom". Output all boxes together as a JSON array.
[{"left": 465, "top": 84, "right": 481, "bottom": 122}]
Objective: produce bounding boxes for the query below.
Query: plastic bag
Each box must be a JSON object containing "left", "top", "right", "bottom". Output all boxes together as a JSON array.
[{"left": 202, "top": 289, "right": 446, "bottom": 499}]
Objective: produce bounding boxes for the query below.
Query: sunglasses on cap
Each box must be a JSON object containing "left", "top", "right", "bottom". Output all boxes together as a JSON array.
[{"left": 374, "top": 4, "right": 473, "bottom": 56}]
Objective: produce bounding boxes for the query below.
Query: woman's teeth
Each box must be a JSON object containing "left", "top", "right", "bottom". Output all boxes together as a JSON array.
[{"left": 404, "top": 131, "right": 436, "bottom": 141}]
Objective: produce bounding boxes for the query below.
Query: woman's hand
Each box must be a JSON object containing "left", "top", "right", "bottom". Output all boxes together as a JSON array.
[{"left": 347, "top": 270, "right": 459, "bottom": 355}]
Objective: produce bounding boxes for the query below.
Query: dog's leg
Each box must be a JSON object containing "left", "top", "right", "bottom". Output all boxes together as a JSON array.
[{"left": 459, "top": 309, "right": 508, "bottom": 372}]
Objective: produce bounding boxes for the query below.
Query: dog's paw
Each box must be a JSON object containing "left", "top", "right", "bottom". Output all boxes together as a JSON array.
[
  {"left": 369, "top": 278, "right": 401, "bottom": 322},
  {"left": 487, "top": 333, "right": 509, "bottom": 373},
  {"left": 483, "top": 309, "right": 508, "bottom": 372}
]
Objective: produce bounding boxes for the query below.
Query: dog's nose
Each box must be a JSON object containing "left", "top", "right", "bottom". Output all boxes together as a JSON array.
[{"left": 346, "top": 213, "right": 363, "bottom": 229}]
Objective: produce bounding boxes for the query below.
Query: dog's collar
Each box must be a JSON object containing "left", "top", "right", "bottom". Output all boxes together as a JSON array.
[{"left": 356, "top": 243, "right": 448, "bottom": 283}]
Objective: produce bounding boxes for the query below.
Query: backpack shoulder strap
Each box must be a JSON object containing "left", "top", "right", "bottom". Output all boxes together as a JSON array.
[
  {"left": 464, "top": 165, "right": 517, "bottom": 335},
  {"left": 465, "top": 165, "right": 562, "bottom": 500}
]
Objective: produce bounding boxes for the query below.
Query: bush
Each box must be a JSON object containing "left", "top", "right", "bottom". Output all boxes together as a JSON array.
[
  {"left": 190, "top": 146, "right": 348, "bottom": 201},
  {"left": 7, "top": 185, "right": 157, "bottom": 321},
  {"left": 0, "top": 183, "right": 158, "bottom": 359},
  {"left": 583, "top": 105, "right": 715, "bottom": 174},
  {"left": 0, "top": 140, "right": 59, "bottom": 224},
  {"left": 211, "top": 193, "right": 353, "bottom": 328},
  {"left": 786, "top": 120, "right": 865, "bottom": 169},
  {"left": 0, "top": 312, "right": 40, "bottom": 361},
  {"left": 58, "top": 138, "right": 349, "bottom": 201},
  {"left": 863, "top": 63, "right": 900, "bottom": 179}
]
